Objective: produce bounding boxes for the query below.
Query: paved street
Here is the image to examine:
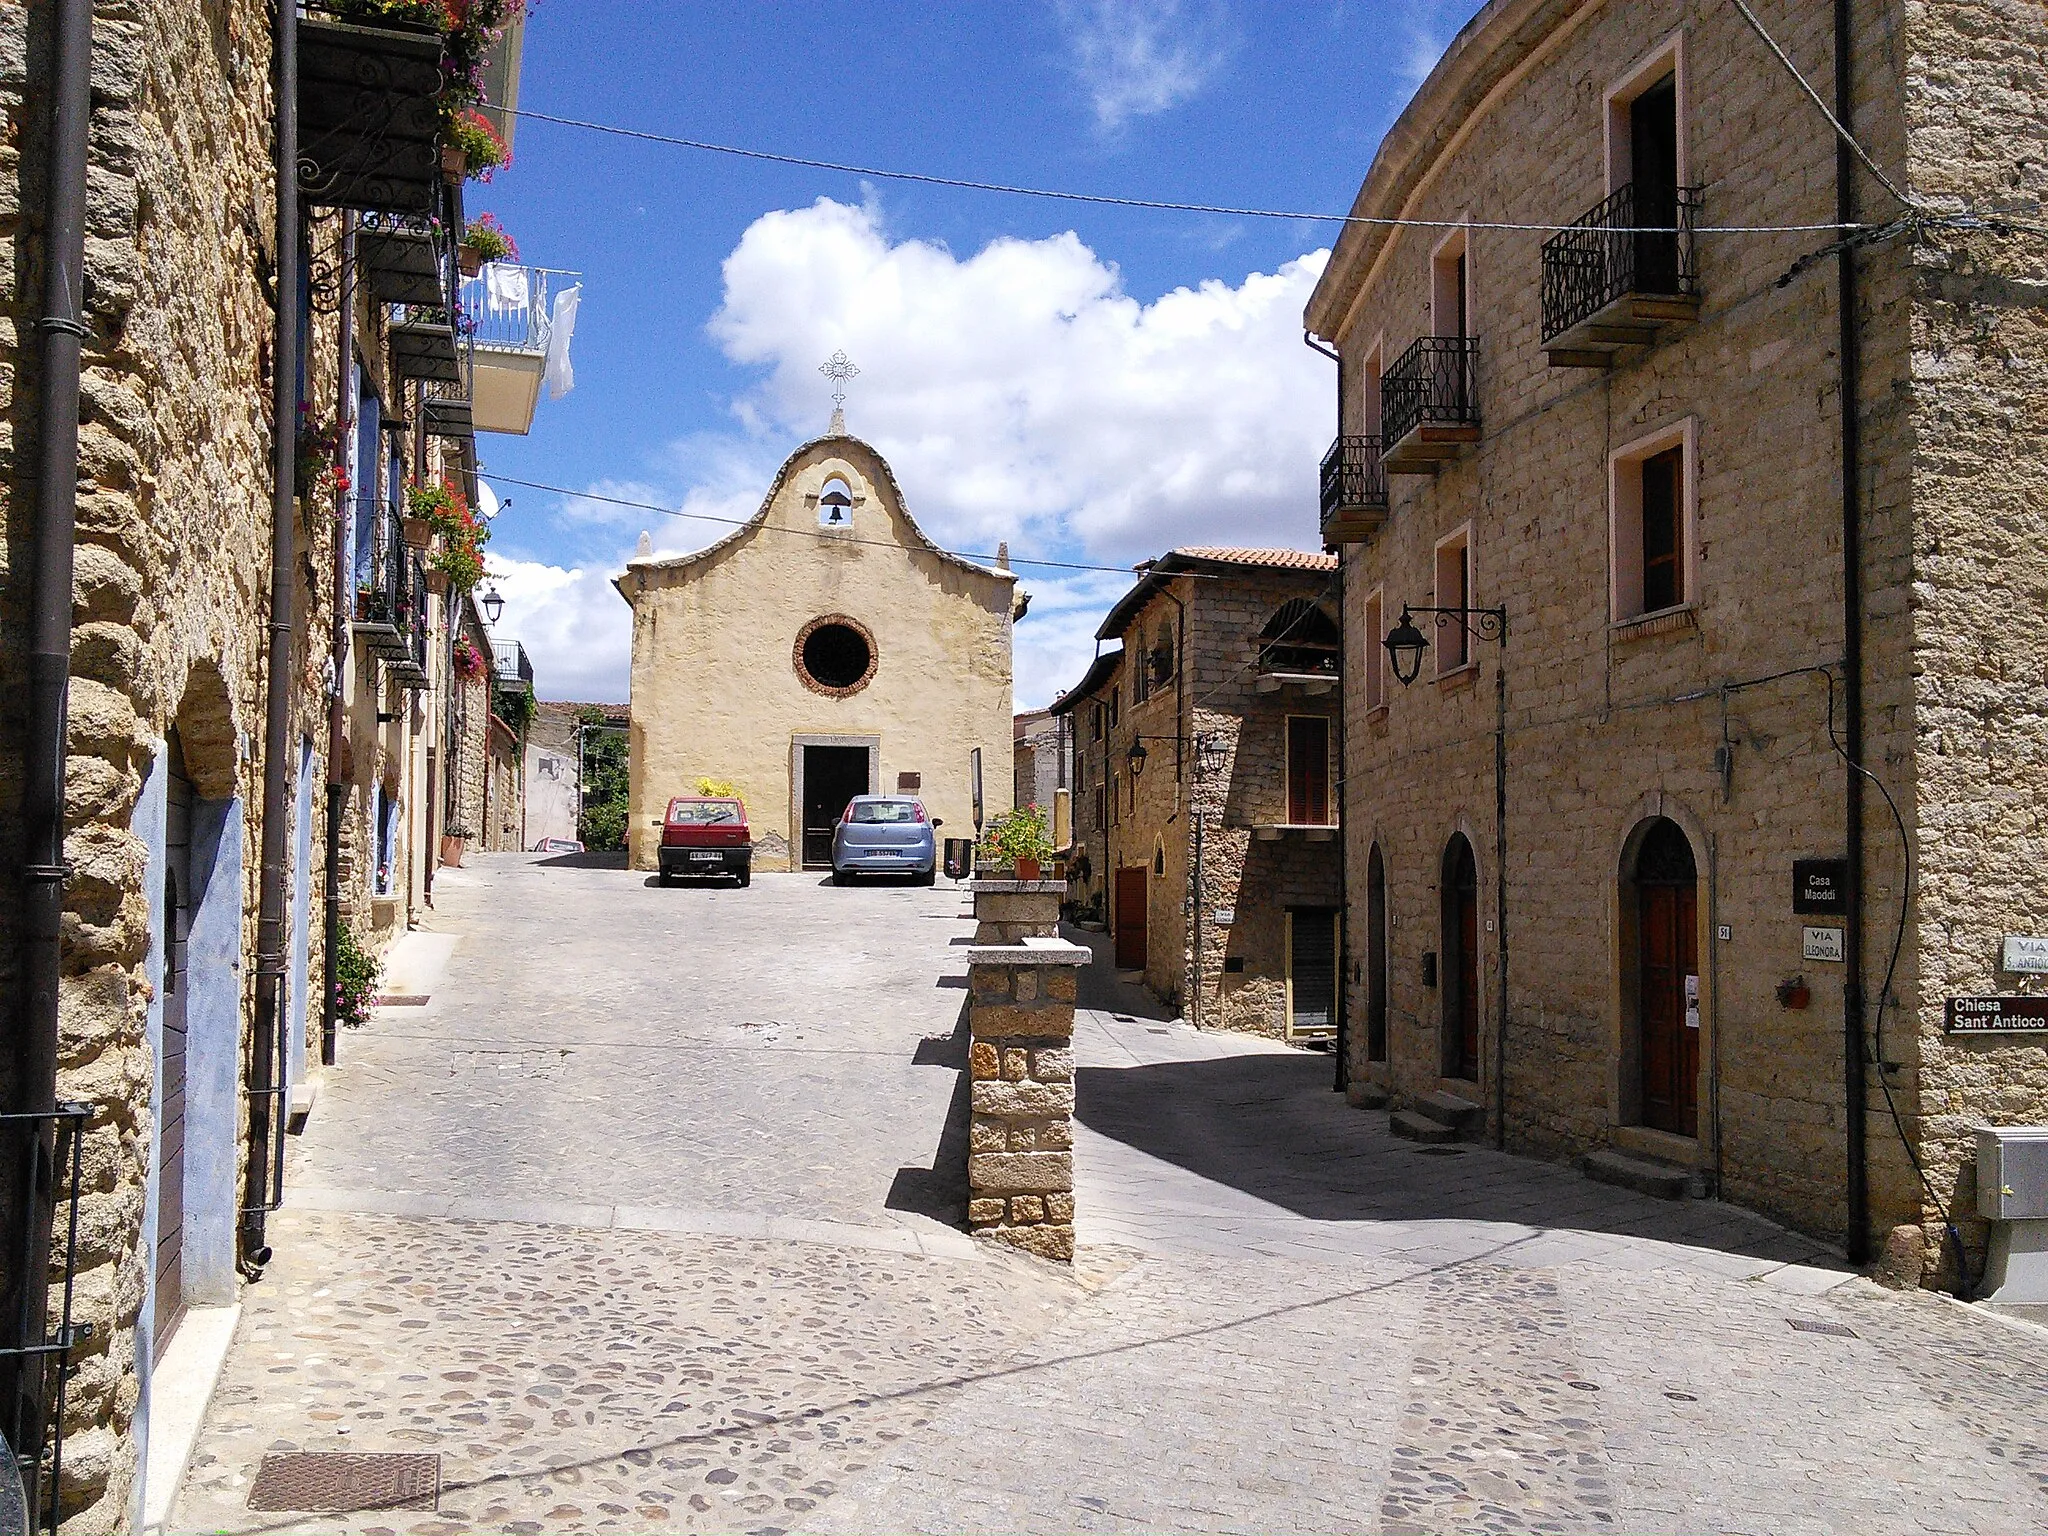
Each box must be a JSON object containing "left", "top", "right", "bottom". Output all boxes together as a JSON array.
[{"left": 169, "top": 856, "right": 2048, "bottom": 1534}]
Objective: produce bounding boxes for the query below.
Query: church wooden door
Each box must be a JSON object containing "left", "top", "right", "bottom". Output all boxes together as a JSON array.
[
  {"left": 1636, "top": 819, "right": 1699, "bottom": 1136},
  {"left": 1114, "top": 867, "right": 1147, "bottom": 970}
]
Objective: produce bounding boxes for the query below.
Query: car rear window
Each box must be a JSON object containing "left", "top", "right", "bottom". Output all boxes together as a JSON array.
[
  {"left": 669, "top": 800, "right": 743, "bottom": 825},
  {"left": 851, "top": 800, "right": 920, "bottom": 824}
]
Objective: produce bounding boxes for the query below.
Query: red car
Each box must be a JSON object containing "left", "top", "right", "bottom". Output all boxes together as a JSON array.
[{"left": 657, "top": 796, "right": 752, "bottom": 887}]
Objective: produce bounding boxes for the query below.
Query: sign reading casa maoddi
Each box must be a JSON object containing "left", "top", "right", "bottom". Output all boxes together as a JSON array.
[
  {"left": 1793, "top": 859, "right": 1849, "bottom": 915},
  {"left": 1945, "top": 996, "right": 2048, "bottom": 1034},
  {"left": 2002, "top": 936, "right": 2048, "bottom": 974}
]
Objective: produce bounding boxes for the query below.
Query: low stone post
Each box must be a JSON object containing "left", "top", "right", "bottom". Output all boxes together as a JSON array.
[
  {"left": 969, "top": 877, "right": 1065, "bottom": 943},
  {"left": 965, "top": 934, "right": 1088, "bottom": 1261}
]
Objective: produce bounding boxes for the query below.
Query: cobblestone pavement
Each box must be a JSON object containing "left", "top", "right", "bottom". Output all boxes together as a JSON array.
[{"left": 169, "top": 859, "right": 2048, "bottom": 1534}]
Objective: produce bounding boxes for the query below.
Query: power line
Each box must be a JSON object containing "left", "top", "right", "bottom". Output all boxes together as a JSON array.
[
  {"left": 479, "top": 470, "right": 1281, "bottom": 582},
  {"left": 495, "top": 105, "right": 1870, "bottom": 238}
]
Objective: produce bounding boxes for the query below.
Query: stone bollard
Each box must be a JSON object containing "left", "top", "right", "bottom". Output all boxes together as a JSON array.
[
  {"left": 965, "top": 936, "right": 1089, "bottom": 1261},
  {"left": 969, "top": 878, "right": 1066, "bottom": 944}
]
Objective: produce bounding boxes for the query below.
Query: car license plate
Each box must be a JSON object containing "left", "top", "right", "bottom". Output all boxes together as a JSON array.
[{"left": 689, "top": 851, "right": 721, "bottom": 861}]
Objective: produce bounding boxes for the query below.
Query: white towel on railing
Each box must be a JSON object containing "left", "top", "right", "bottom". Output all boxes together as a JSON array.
[
  {"left": 544, "top": 284, "right": 581, "bottom": 400},
  {"left": 485, "top": 261, "right": 530, "bottom": 314}
]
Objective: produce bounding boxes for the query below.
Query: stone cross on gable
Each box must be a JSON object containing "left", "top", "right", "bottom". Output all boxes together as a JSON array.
[{"left": 820, "top": 350, "right": 860, "bottom": 434}]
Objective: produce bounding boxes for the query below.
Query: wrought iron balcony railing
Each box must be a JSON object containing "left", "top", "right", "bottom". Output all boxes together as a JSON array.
[
  {"left": 1540, "top": 181, "right": 1703, "bottom": 347},
  {"left": 491, "top": 638, "right": 534, "bottom": 693},
  {"left": 353, "top": 504, "right": 430, "bottom": 686},
  {"left": 1381, "top": 336, "right": 1480, "bottom": 456},
  {"left": 296, "top": 7, "right": 447, "bottom": 215},
  {"left": 1319, "top": 434, "right": 1388, "bottom": 544}
]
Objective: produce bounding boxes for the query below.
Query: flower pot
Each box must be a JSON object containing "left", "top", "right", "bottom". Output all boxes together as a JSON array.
[
  {"left": 441, "top": 145, "right": 467, "bottom": 181},
  {"left": 458, "top": 244, "right": 482, "bottom": 277},
  {"left": 402, "top": 515, "right": 432, "bottom": 551},
  {"left": 424, "top": 567, "right": 450, "bottom": 597},
  {"left": 439, "top": 832, "right": 466, "bottom": 868},
  {"left": 1015, "top": 856, "right": 1042, "bottom": 882}
]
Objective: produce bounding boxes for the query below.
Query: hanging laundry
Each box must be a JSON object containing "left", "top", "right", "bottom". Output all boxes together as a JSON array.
[
  {"left": 543, "top": 284, "right": 581, "bottom": 400},
  {"left": 485, "top": 261, "right": 529, "bottom": 314}
]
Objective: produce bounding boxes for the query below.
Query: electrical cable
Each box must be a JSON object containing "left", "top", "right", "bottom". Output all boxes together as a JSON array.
[{"left": 494, "top": 104, "right": 1870, "bottom": 238}]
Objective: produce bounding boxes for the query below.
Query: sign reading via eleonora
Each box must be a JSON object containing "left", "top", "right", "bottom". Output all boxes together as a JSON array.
[
  {"left": 1802, "top": 926, "right": 1845, "bottom": 963},
  {"left": 2002, "top": 935, "right": 2048, "bottom": 974},
  {"left": 1946, "top": 996, "right": 2048, "bottom": 1034},
  {"left": 1793, "top": 858, "right": 1849, "bottom": 915}
]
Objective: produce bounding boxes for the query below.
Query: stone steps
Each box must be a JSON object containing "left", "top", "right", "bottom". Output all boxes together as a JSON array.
[
  {"left": 1389, "top": 1110, "right": 1461, "bottom": 1145},
  {"left": 1580, "top": 1147, "right": 1693, "bottom": 1200},
  {"left": 1346, "top": 1081, "right": 1391, "bottom": 1110},
  {"left": 1413, "top": 1090, "right": 1483, "bottom": 1134}
]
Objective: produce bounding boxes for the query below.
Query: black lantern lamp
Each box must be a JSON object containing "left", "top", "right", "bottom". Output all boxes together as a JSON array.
[
  {"left": 481, "top": 586, "right": 504, "bottom": 625},
  {"left": 1126, "top": 740, "right": 1149, "bottom": 778},
  {"left": 1383, "top": 607, "right": 1429, "bottom": 686}
]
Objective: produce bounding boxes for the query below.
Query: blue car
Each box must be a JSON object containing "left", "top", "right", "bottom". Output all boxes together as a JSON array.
[{"left": 831, "top": 796, "right": 941, "bottom": 885}]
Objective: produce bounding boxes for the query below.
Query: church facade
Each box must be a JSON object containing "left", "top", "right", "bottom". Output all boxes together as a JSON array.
[{"left": 617, "top": 432, "right": 1019, "bottom": 872}]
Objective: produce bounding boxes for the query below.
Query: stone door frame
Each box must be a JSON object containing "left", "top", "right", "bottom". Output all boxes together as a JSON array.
[{"left": 790, "top": 734, "right": 880, "bottom": 866}]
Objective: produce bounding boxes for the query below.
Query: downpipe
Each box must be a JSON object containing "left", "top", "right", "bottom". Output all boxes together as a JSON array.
[
  {"left": 242, "top": 0, "right": 301, "bottom": 1268},
  {"left": 2, "top": 0, "right": 94, "bottom": 1515}
]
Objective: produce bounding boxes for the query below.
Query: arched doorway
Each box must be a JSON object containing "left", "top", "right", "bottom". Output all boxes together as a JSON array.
[
  {"left": 1633, "top": 818, "right": 1699, "bottom": 1135},
  {"left": 1441, "top": 834, "right": 1479, "bottom": 1080},
  {"left": 1366, "top": 844, "right": 1388, "bottom": 1062}
]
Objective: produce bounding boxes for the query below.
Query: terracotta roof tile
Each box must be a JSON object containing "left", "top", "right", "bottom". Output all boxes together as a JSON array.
[{"left": 1169, "top": 546, "right": 1339, "bottom": 571}]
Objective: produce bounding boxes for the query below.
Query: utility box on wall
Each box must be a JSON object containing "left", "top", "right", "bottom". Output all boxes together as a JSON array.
[{"left": 1976, "top": 1124, "right": 2048, "bottom": 1303}]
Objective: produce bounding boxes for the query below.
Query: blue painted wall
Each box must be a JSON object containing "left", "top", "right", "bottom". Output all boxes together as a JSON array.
[
  {"left": 182, "top": 794, "right": 245, "bottom": 1308},
  {"left": 288, "top": 737, "right": 314, "bottom": 1092}
]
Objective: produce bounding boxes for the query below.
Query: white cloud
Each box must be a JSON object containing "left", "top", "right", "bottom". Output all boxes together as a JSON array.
[
  {"left": 710, "top": 198, "right": 1330, "bottom": 570},
  {"left": 489, "top": 555, "right": 633, "bottom": 704},
  {"left": 1396, "top": 1, "right": 1461, "bottom": 92},
  {"left": 1054, "top": 0, "right": 1230, "bottom": 131}
]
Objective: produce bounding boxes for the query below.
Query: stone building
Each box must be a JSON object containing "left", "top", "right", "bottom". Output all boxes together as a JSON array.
[
  {"left": 0, "top": 0, "right": 567, "bottom": 1523},
  {"left": 1053, "top": 549, "right": 1342, "bottom": 1040},
  {"left": 1307, "top": 0, "right": 2048, "bottom": 1276},
  {"left": 1011, "top": 707, "right": 1070, "bottom": 840},
  {"left": 617, "top": 429, "right": 1019, "bottom": 872},
  {"left": 445, "top": 605, "right": 528, "bottom": 859}
]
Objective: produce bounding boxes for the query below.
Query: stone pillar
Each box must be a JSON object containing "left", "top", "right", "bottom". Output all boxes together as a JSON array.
[
  {"left": 969, "top": 877, "right": 1065, "bottom": 943},
  {"left": 965, "top": 936, "right": 1088, "bottom": 1261}
]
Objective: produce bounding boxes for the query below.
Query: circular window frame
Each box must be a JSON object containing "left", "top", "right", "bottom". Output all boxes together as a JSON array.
[{"left": 793, "top": 613, "right": 879, "bottom": 698}]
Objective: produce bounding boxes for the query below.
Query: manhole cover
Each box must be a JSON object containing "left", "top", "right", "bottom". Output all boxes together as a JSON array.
[
  {"left": 1787, "top": 1318, "right": 1858, "bottom": 1338},
  {"left": 247, "top": 1452, "right": 441, "bottom": 1513}
]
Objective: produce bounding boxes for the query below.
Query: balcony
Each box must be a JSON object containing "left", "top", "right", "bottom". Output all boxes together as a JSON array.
[
  {"left": 1319, "top": 434, "right": 1387, "bottom": 545},
  {"left": 1541, "top": 182, "right": 1702, "bottom": 367},
  {"left": 1381, "top": 337, "right": 1480, "bottom": 472},
  {"left": 296, "top": 9, "right": 447, "bottom": 215},
  {"left": 457, "top": 264, "right": 580, "bottom": 435},
  {"left": 491, "top": 638, "right": 533, "bottom": 694},
  {"left": 389, "top": 303, "right": 462, "bottom": 383},
  {"left": 352, "top": 505, "right": 431, "bottom": 688},
  {"left": 356, "top": 199, "right": 458, "bottom": 308}
]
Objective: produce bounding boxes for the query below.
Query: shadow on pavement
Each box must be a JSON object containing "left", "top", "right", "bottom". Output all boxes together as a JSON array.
[
  {"left": 886, "top": 1001, "right": 972, "bottom": 1227},
  {"left": 1075, "top": 1050, "right": 1827, "bottom": 1264},
  {"left": 534, "top": 850, "right": 629, "bottom": 870}
]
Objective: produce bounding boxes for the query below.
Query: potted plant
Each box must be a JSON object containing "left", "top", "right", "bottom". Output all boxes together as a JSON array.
[
  {"left": 445, "top": 108, "right": 510, "bottom": 183},
  {"left": 441, "top": 823, "right": 469, "bottom": 868},
  {"left": 404, "top": 478, "right": 461, "bottom": 550},
  {"left": 459, "top": 211, "right": 517, "bottom": 275},
  {"left": 424, "top": 566, "right": 451, "bottom": 596},
  {"left": 453, "top": 635, "right": 486, "bottom": 679},
  {"left": 984, "top": 805, "right": 1054, "bottom": 882}
]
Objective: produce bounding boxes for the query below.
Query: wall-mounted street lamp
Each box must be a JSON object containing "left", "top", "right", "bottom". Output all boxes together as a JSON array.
[
  {"left": 481, "top": 586, "right": 504, "bottom": 625},
  {"left": 1383, "top": 603, "right": 1507, "bottom": 685},
  {"left": 1126, "top": 739, "right": 1149, "bottom": 778},
  {"left": 1381, "top": 597, "right": 1511, "bottom": 1153}
]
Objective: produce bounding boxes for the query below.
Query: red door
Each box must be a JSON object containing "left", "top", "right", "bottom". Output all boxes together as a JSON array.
[
  {"left": 1287, "top": 717, "right": 1331, "bottom": 825},
  {"left": 1443, "top": 835, "right": 1480, "bottom": 1080},
  {"left": 1114, "top": 867, "right": 1148, "bottom": 970},
  {"left": 1636, "top": 819, "right": 1699, "bottom": 1136},
  {"left": 1639, "top": 881, "right": 1699, "bottom": 1135}
]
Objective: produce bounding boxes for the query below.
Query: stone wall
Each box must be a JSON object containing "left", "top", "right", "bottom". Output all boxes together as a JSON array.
[{"left": 1309, "top": 0, "right": 2044, "bottom": 1264}]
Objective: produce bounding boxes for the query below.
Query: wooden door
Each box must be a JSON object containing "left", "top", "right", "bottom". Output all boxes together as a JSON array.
[
  {"left": 1287, "top": 909, "right": 1337, "bottom": 1041},
  {"left": 1639, "top": 879, "right": 1699, "bottom": 1136},
  {"left": 1443, "top": 836, "right": 1479, "bottom": 1080},
  {"left": 1366, "top": 845, "right": 1388, "bottom": 1062},
  {"left": 155, "top": 752, "right": 193, "bottom": 1359},
  {"left": 1114, "top": 867, "right": 1147, "bottom": 970}
]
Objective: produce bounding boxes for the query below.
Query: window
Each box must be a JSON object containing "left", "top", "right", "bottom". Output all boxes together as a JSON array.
[
  {"left": 1606, "top": 37, "right": 1687, "bottom": 196},
  {"left": 1286, "top": 716, "right": 1333, "bottom": 826},
  {"left": 1432, "top": 225, "right": 1470, "bottom": 341},
  {"left": 1150, "top": 624, "right": 1174, "bottom": 690},
  {"left": 1092, "top": 703, "right": 1103, "bottom": 742},
  {"left": 794, "top": 614, "right": 878, "bottom": 696},
  {"left": 1110, "top": 775, "right": 1119, "bottom": 826},
  {"left": 1259, "top": 600, "right": 1341, "bottom": 675},
  {"left": 1609, "top": 420, "right": 1695, "bottom": 622},
  {"left": 1095, "top": 779, "right": 1108, "bottom": 829},
  {"left": 1133, "top": 635, "right": 1151, "bottom": 703},
  {"left": 1362, "top": 585, "right": 1386, "bottom": 712},
  {"left": 1433, "top": 525, "right": 1473, "bottom": 672},
  {"left": 1108, "top": 683, "right": 1120, "bottom": 730}
]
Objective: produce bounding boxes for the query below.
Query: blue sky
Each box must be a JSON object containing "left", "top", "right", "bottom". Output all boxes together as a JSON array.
[{"left": 475, "top": 0, "right": 1484, "bottom": 705}]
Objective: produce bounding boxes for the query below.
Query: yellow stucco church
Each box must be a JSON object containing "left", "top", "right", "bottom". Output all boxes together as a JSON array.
[{"left": 616, "top": 428, "right": 1019, "bottom": 872}]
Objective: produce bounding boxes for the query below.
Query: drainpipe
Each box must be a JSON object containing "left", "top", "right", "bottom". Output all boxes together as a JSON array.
[
  {"left": 1334, "top": 551, "right": 1350, "bottom": 1094},
  {"left": 242, "top": 0, "right": 301, "bottom": 1266},
  {"left": 1834, "top": 0, "right": 1870, "bottom": 1265},
  {"left": 3, "top": 0, "right": 94, "bottom": 1505},
  {"left": 322, "top": 215, "right": 356, "bottom": 1068}
]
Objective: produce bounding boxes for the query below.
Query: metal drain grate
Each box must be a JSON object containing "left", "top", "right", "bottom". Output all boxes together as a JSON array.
[
  {"left": 1787, "top": 1318, "right": 1858, "bottom": 1339},
  {"left": 247, "top": 1452, "right": 441, "bottom": 1513}
]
